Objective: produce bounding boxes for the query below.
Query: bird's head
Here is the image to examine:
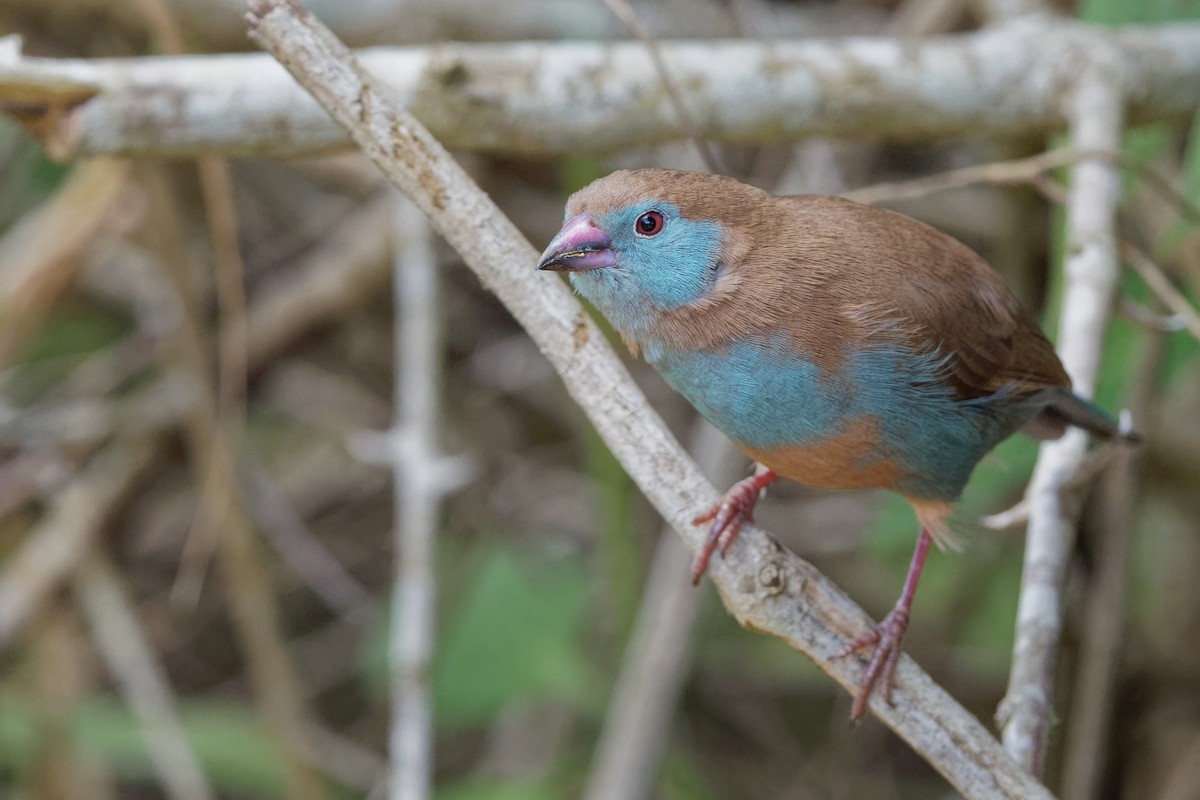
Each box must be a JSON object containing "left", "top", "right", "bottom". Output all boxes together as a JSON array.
[{"left": 537, "top": 169, "right": 758, "bottom": 338}]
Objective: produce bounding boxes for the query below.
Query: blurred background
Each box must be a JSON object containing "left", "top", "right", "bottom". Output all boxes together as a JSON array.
[{"left": 1, "top": 0, "right": 1198, "bottom": 798}]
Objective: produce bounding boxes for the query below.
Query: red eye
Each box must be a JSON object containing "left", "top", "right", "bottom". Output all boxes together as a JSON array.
[{"left": 635, "top": 210, "right": 664, "bottom": 236}]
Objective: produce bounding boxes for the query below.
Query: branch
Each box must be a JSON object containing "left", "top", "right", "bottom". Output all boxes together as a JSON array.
[
  {"left": 0, "top": 157, "right": 131, "bottom": 366},
  {"left": 244, "top": 3, "right": 1055, "bottom": 798},
  {"left": 582, "top": 420, "right": 742, "bottom": 800},
  {"left": 75, "top": 552, "right": 215, "bottom": 800},
  {"left": 1060, "top": 329, "right": 1159, "bottom": 800},
  {"left": 999, "top": 64, "right": 1125, "bottom": 776},
  {"left": 379, "top": 194, "right": 468, "bottom": 800},
  {"left": 4, "top": 21, "right": 1199, "bottom": 158},
  {"left": 0, "top": 438, "right": 156, "bottom": 648}
]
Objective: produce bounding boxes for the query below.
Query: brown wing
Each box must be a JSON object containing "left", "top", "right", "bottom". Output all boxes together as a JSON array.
[{"left": 779, "top": 195, "right": 1070, "bottom": 401}]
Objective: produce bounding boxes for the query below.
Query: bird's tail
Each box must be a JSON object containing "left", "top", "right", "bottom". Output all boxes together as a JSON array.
[{"left": 1021, "top": 387, "right": 1139, "bottom": 443}]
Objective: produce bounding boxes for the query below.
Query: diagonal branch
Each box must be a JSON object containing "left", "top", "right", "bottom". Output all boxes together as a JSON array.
[
  {"left": 999, "top": 63, "right": 1125, "bottom": 776},
  {"left": 245, "top": 3, "right": 1055, "bottom": 798}
]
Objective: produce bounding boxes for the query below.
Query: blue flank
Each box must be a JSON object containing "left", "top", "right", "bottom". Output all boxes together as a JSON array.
[
  {"left": 569, "top": 200, "right": 723, "bottom": 335},
  {"left": 645, "top": 334, "right": 1040, "bottom": 501}
]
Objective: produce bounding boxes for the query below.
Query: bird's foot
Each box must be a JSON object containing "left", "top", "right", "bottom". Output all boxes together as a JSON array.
[
  {"left": 690, "top": 468, "right": 777, "bottom": 584},
  {"left": 835, "top": 605, "right": 911, "bottom": 722}
]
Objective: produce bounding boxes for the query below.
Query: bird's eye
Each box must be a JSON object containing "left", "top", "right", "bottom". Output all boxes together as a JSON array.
[{"left": 635, "top": 210, "right": 664, "bottom": 236}]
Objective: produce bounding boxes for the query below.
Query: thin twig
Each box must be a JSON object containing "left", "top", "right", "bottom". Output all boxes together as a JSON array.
[
  {"left": 0, "top": 438, "right": 156, "bottom": 648},
  {"left": 999, "top": 64, "right": 1125, "bottom": 776},
  {"left": 139, "top": 0, "right": 253, "bottom": 615},
  {"left": 245, "top": 5, "right": 1056, "bottom": 797},
  {"left": 75, "top": 552, "right": 215, "bottom": 800},
  {"left": 843, "top": 147, "right": 1081, "bottom": 206},
  {"left": 238, "top": 457, "right": 373, "bottom": 617},
  {"left": 385, "top": 194, "right": 461, "bottom": 800},
  {"left": 1120, "top": 296, "right": 1188, "bottom": 332},
  {"left": 345, "top": 194, "right": 473, "bottom": 800},
  {"left": 0, "top": 157, "right": 130, "bottom": 367},
  {"left": 1060, "top": 332, "right": 1159, "bottom": 800},
  {"left": 845, "top": 145, "right": 1200, "bottom": 233},
  {"left": 1121, "top": 241, "right": 1200, "bottom": 344},
  {"left": 601, "top": 0, "right": 722, "bottom": 173},
  {"left": 140, "top": 166, "right": 325, "bottom": 800},
  {"left": 246, "top": 193, "right": 392, "bottom": 367},
  {"left": 582, "top": 421, "right": 743, "bottom": 800}
]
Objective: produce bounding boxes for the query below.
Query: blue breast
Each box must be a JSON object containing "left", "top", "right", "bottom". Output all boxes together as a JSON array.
[{"left": 643, "top": 334, "right": 1032, "bottom": 500}]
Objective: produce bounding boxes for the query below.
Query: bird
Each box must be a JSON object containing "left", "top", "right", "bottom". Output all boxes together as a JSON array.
[{"left": 535, "top": 168, "right": 1131, "bottom": 722}]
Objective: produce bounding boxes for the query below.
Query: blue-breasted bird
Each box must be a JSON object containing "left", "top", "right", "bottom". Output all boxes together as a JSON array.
[{"left": 536, "top": 168, "right": 1130, "bottom": 721}]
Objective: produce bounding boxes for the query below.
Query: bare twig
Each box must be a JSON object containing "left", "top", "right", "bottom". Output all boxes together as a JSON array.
[
  {"left": 346, "top": 195, "right": 472, "bottom": 800},
  {"left": 1060, "top": 334, "right": 1159, "bottom": 800},
  {"left": 27, "top": 604, "right": 111, "bottom": 798},
  {"left": 139, "top": 0, "right": 254, "bottom": 624},
  {"left": 238, "top": 457, "right": 373, "bottom": 617},
  {"left": 1121, "top": 241, "right": 1200, "bottom": 344},
  {"left": 75, "top": 552, "right": 215, "bottom": 800},
  {"left": 844, "top": 145, "right": 1200, "bottom": 234},
  {"left": 1120, "top": 296, "right": 1189, "bottom": 333},
  {"left": 0, "top": 157, "right": 130, "bottom": 366},
  {"left": 999, "top": 65, "right": 1125, "bottom": 776},
  {"left": 383, "top": 194, "right": 467, "bottom": 800},
  {"left": 979, "top": 434, "right": 1128, "bottom": 531},
  {"left": 245, "top": 5, "right": 1056, "bottom": 797},
  {"left": 0, "top": 438, "right": 156, "bottom": 648},
  {"left": 601, "top": 0, "right": 722, "bottom": 173},
  {"left": 247, "top": 193, "right": 392, "bottom": 367},
  {"left": 583, "top": 420, "right": 743, "bottom": 800},
  {"left": 5, "top": 24, "right": 1200, "bottom": 158},
  {"left": 843, "top": 147, "right": 1081, "bottom": 206},
  {"left": 140, "top": 166, "right": 325, "bottom": 800}
]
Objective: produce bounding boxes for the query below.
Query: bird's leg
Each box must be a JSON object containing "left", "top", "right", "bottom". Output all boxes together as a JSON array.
[
  {"left": 690, "top": 465, "right": 778, "bottom": 584},
  {"left": 836, "top": 528, "right": 933, "bottom": 721}
]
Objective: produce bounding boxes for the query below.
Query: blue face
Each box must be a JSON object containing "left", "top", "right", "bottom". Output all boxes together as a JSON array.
[{"left": 567, "top": 200, "right": 724, "bottom": 337}]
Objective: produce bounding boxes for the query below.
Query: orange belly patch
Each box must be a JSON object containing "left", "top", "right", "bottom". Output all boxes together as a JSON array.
[{"left": 741, "top": 416, "right": 901, "bottom": 491}]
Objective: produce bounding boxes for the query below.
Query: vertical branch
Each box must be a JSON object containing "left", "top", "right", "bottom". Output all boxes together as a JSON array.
[
  {"left": 582, "top": 421, "right": 743, "bottom": 800},
  {"left": 75, "top": 553, "right": 215, "bottom": 800},
  {"left": 1061, "top": 336, "right": 1158, "bottom": 800},
  {"left": 138, "top": 0, "right": 251, "bottom": 606},
  {"left": 140, "top": 167, "right": 325, "bottom": 800},
  {"left": 382, "top": 193, "right": 469, "bottom": 800},
  {"left": 999, "top": 64, "right": 1125, "bottom": 776}
]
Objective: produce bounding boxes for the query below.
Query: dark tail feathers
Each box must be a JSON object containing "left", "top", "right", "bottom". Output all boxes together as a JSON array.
[{"left": 1021, "top": 387, "right": 1140, "bottom": 444}]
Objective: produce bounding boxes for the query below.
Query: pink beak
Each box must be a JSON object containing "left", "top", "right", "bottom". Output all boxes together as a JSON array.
[{"left": 536, "top": 212, "right": 616, "bottom": 272}]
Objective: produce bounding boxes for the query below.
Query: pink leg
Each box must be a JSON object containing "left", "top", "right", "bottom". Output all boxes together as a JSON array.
[
  {"left": 690, "top": 467, "right": 778, "bottom": 584},
  {"left": 836, "top": 527, "right": 933, "bottom": 721}
]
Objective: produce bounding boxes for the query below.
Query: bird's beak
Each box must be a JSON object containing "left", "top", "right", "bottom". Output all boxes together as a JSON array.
[{"left": 536, "top": 212, "right": 616, "bottom": 272}]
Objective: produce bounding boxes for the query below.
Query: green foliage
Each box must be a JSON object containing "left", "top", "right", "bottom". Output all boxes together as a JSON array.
[
  {"left": 558, "top": 156, "right": 609, "bottom": 195},
  {"left": 0, "top": 119, "right": 69, "bottom": 232},
  {"left": 432, "top": 546, "right": 596, "bottom": 728},
  {"left": 17, "top": 301, "right": 130, "bottom": 365},
  {"left": 1080, "top": 0, "right": 1200, "bottom": 23},
  {"left": 583, "top": 422, "right": 641, "bottom": 638},
  {"left": 0, "top": 694, "right": 292, "bottom": 796},
  {"left": 437, "top": 779, "right": 559, "bottom": 800}
]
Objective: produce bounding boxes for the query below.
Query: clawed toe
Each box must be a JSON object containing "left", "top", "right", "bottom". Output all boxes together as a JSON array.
[
  {"left": 689, "top": 468, "right": 777, "bottom": 584},
  {"left": 836, "top": 606, "right": 911, "bottom": 722}
]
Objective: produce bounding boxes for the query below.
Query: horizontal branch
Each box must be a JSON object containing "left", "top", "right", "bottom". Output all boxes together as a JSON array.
[
  {"left": 2, "top": 19, "right": 1198, "bottom": 159},
  {"left": 244, "top": 3, "right": 1055, "bottom": 798}
]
